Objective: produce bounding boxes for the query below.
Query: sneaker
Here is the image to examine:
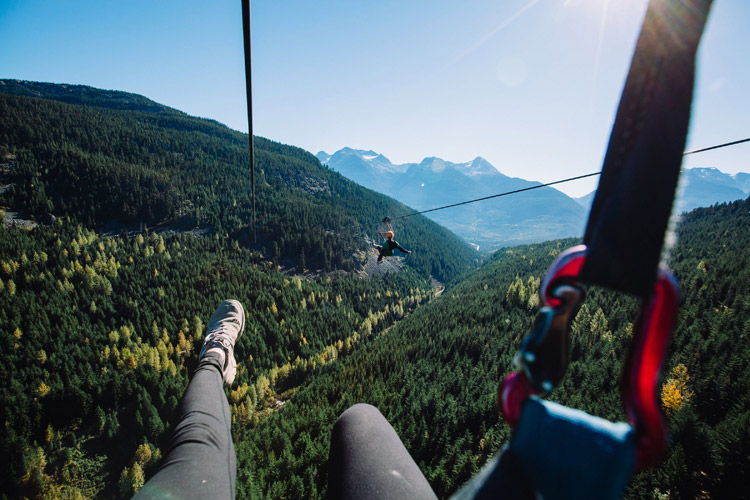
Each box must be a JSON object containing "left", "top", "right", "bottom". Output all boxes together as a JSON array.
[{"left": 199, "top": 299, "right": 245, "bottom": 385}]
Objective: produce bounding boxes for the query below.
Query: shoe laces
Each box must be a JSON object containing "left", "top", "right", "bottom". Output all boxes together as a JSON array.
[{"left": 204, "top": 327, "right": 234, "bottom": 352}]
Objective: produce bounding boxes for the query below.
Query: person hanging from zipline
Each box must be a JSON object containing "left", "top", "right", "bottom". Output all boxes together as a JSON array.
[{"left": 374, "top": 230, "right": 411, "bottom": 264}]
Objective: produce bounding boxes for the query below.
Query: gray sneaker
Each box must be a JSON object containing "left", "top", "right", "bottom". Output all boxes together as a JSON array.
[{"left": 199, "top": 299, "right": 245, "bottom": 385}]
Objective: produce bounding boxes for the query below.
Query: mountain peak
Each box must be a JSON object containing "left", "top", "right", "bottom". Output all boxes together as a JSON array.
[
  {"left": 418, "top": 157, "right": 448, "bottom": 173},
  {"left": 684, "top": 166, "right": 748, "bottom": 191},
  {"left": 464, "top": 157, "right": 501, "bottom": 176},
  {"left": 357, "top": 150, "right": 394, "bottom": 167},
  {"left": 316, "top": 151, "right": 331, "bottom": 163}
]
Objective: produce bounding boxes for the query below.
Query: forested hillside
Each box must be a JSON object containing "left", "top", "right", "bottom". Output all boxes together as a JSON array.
[
  {"left": 0, "top": 80, "right": 481, "bottom": 499},
  {"left": 229, "top": 199, "right": 749, "bottom": 499},
  {"left": 0, "top": 219, "right": 439, "bottom": 498},
  {"left": 0, "top": 80, "right": 478, "bottom": 283},
  {"left": 1, "top": 195, "right": 747, "bottom": 499}
]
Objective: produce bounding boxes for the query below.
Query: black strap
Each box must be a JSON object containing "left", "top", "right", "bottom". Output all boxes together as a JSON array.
[{"left": 581, "top": 0, "right": 713, "bottom": 297}]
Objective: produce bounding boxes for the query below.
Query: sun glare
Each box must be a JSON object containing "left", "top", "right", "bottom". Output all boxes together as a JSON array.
[{"left": 562, "top": 0, "right": 648, "bottom": 20}]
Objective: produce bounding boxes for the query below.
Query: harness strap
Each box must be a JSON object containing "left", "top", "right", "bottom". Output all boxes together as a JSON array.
[
  {"left": 510, "top": 398, "right": 635, "bottom": 500},
  {"left": 581, "top": 0, "right": 713, "bottom": 297},
  {"left": 496, "top": 2, "right": 714, "bottom": 498}
]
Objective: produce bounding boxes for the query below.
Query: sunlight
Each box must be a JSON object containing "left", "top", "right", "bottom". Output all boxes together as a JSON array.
[
  {"left": 560, "top": 0, "right": 649, "bottom": 115},
  {"left": 590, "top": 0, "right": 610, "bottom": 112},
  {"left": 451, "top": 0, "right": 541, "bottom": 65},
  {"left": 562, "top": 0, "right": 647, "bottom": 19},
  {"left": 496, "top": 54, "right": 529, "bottom": 88}
]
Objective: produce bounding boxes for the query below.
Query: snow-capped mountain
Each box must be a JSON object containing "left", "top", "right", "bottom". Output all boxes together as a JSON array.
[
  {"left": 675, "top": 167, "right": 749, "bottom": 213},
  {"left": 317, "top": 148, "right": 587, "bottom": 251},
  {"left": 574, "top": 167, "right": 750, "bottom": 214}
]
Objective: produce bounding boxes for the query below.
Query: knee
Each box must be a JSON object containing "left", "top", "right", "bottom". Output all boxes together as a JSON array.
[
  {"left": 337, "top": 402, "right": 380, "bottom": 421},
  {"left": 333, "top": 403, "right": 383, "bottom": 436}
]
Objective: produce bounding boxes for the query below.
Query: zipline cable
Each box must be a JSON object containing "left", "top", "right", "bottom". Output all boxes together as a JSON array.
[
  {"left": 242, "top": 0, "right": 256, "bottom": 244},
  {"left": 683, "top": 137, "right": 750, "bottom": 155},
  {"left": 391, "top": 136, "right": 750, "bottom": 220},
  {"left": 392, "top": 172, "right": 601, "bottom": 220}
]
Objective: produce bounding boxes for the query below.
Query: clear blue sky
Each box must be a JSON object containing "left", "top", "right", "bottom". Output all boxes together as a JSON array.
[{"left": 1, "top": 0, "right": 747, "bottom": 197}]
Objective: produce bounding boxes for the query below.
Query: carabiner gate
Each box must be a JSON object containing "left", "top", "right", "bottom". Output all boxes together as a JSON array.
[
  {"left": 623, "top": 269, "right": 680, "bottom": 469},
  {"left": 515, "top": 245, "right": 587, "bottom": 394}
]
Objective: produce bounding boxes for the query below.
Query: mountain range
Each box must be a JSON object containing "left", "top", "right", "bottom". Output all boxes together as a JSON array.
[
  {"left": 574, "top": 166, "right": 750, "bottom": 214},
  {"left": 674, "top": 167, "right": 750, "bottom": 213},
  {"left": 318, "top": 148, "right": 749, "bottom": 251},
  {"left": 317, "top": 148, "right": 587, "bottom": 251}
]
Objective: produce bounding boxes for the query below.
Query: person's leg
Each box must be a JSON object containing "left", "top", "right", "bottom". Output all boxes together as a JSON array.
[
  {"left": 327, "top": 403, "right": 437, "bottom": 500},
  {"left": 374, "top": 244, "right": 384, "bottom": 263},
  {"left": 135, "top": 300, "right": 245, "bottom": 500},
  {"left": 134, "top": 351, "right": 236, "bottom": 499}
]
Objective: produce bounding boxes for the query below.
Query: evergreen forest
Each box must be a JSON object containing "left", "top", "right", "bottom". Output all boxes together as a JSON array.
[
  {"left": 0, "top": 80, "right": 478, "bottom": 283},
  {"left": 230, "top": 199, "right": 750, "bottom": 499},
  {"left": 1, "top": 81, "right": 749, "bottom": 499}
]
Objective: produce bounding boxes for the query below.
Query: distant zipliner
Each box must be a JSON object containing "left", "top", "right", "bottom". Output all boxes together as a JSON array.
[
  {"left": 373, "top": 231, "right": 411, "bottom": 264},
  {"left": 373, "top": 217, "right": 411, "bottom": 263}
]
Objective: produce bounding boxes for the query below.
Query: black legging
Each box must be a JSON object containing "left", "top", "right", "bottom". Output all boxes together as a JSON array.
[
  {"left": 134, "top": 359, "right": 434, "bottom": 500},
  {"left": 328, "top": 403, "right": 437, "bottom": 499},
  {"left": 134, "top": 356, "right": 530, "bottom": 499},
  {"left": 134, "top": 351, "right": 236, "bottom": 499}
]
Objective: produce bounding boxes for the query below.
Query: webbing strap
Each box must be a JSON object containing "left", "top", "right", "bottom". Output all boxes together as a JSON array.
[
  {"left": 510, "top": 398, "right": 635, "bottom": 500},
  {"left": 581, "top": 0, "right": 713, "bottom": 297}
]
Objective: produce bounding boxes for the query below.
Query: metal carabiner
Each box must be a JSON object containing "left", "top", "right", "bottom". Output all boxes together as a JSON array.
[
  {"left": 516, "top": 245, "right": 587, "bottom": 394},
  {"left": 499, "top": 245, "right": 587, "bottom": 426},
  {"left": 500, "top": 247, "right": 680, "bottom": 470}
]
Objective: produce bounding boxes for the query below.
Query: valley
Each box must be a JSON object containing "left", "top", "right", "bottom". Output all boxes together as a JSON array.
[{"left": 1, "top": 82, "right": 748, "bottom": 499}]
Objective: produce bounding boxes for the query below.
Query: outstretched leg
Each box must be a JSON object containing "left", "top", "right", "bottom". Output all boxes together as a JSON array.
[
  {"left": 134, "top": 352, "right": 236, "bottom": 499},
  {"left": 328, "top": 403, "right": 437, "bottom": 500},
  {"left": 134, "top": 300, "right": 245, "bottom": 500}
]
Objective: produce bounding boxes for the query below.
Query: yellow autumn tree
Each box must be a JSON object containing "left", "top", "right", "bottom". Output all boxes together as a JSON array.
[
  {"left": 661, "top": 363, "right": 694, "bottom": 417},
  {"left": 36, "top": 382, "right": 51, "bottom": 397},
  {"left": 176, "top": 331, "right": 192, "bottom": 362},
  {"left": 108, "top": 330, "right": 120, "bottom": 345},
  {"left": 119, "top": 463, "right": 145, "bottom": 496},
  {"left": 125, "top": 352, "right": 137, "bottom": 370},
  {"left": 134, "top": 443, "right": 152, "bottom": 466},
  {"left": 192, "top": 315, "right": 204, "bottom": 341}
]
